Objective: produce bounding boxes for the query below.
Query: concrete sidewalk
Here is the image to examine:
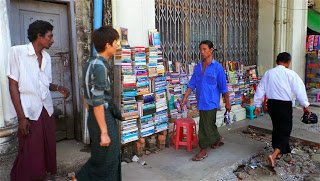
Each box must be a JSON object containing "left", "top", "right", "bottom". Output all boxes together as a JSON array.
[{"left": 122, "top": 128, "right": 265, "bottom": 181}]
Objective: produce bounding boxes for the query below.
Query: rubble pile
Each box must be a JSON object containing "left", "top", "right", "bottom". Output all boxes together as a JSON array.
[{"left": 235, "top": 127, "right": 320, "bottom": 181}]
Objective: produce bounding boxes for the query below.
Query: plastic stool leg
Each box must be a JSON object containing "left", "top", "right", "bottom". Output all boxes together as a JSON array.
[
  {"left": 187, "top": 125, "right": 192, "bottom": 152},
  {"left": 175, "top": 125, "right": 180, "bottom": 150}
]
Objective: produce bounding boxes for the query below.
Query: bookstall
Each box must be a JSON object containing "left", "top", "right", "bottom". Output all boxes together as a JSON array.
[{"left": 114, "top": 28, "right": 262, "bottom": 160}]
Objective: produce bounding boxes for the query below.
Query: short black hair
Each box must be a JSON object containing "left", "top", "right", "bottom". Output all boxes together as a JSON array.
[
  {"left": 92, "top": 26, "right": 119, "bottom": 53},
  {"left": 199, "top": 40, "right": 214, "bottom": 49},
  {"left": 276, "top": 52, "right": 291, "bottom": 63},
  {"left": 27, "top": 20, "right": 54, "bottom": 42}
]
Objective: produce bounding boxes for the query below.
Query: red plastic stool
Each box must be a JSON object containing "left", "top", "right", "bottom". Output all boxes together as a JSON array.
[{"left": 171, "top": 118, "right": 198, "bottom": 152}]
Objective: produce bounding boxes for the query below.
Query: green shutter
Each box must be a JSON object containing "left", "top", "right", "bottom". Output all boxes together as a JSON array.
[{"left": 308, "top": 8, "right": 320, "bottom": 33}]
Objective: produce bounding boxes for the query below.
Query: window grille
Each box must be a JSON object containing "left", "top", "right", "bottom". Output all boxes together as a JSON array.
[{"left": 155, "top": 0, "right": 258, "bottom": 66}]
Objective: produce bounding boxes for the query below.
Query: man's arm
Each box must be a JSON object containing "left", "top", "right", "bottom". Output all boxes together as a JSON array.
[
  {"left": 181, "top": 68, "right": 197, "bottom": 108},
  {"left": 291, "top": 73, "right": 310, "bottom": 113},
  {"left": 254, "top": 72, "right": 267, "bottom": 116},
  {"left": 223, "top": 92, "right": 231, "bottom": 111},
  {"left": 217, "top": 64, "right": 231, "bottom": 111},
  {"left": 49, "top": 83, "right": 70, "bottom": 98},
  {"left": 93, "top": 105, "right": 110, "bottom": 147},
  {"left": 181, "top": 88, "right": 192, "bottom": 107},
  {"left": 8, "top": 78, "right": 30, "bottom": 135}
]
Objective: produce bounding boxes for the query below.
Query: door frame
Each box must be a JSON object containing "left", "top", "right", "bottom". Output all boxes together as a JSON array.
[
  {"left": 51, "top": 0, "right": 80, "bottom": 140},
  {"left": 38, "top": 0, "right": 80, "bottom": 139}
]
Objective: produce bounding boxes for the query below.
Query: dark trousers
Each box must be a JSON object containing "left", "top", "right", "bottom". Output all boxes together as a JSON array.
[
  {"left": 267, "top": 99, "right": 293, "bottom": 154},
  {"left": 76, "top": 107, "right": 121, "bottom": 181}
]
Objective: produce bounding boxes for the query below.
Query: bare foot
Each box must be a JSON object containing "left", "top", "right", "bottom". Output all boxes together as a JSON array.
[
  {"left": 276, "top": 154, "right": 282, "bottom": 159},
  {"left": 267, "top": 155, "right": 275, "bottom": 167}
]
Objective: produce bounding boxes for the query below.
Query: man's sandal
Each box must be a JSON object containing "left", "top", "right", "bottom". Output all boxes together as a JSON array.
[
  {"left": 192, "top": 153, "right": 208, "bottom": 161},
  {"left": 211, "top": 137, "right": 224, "bottom": 149}
]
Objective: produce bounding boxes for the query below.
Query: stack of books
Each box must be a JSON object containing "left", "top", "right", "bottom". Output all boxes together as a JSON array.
[
  {"left": 132, "top": 47, "right": 146, "bottom": 66},
  {"left": 146, "top": 47, "right": 158, "bottom": 77},
  {"left": 180, "top": 72, "right": 188, "bottom": 94},
  {"left": 138, "top": 115, "right": 155, "bottom": 137},
  {"left": 153, "top": 76, "right": 168, "bottom": 132},
  {"left": 170, "top": 72, "right": 180, "bottom": 84},
  {"left": 120, "top": 118, "right": 139, "bottom": 144},
  {"left": 148, "top": 29, "right": 161, "bottom": 47},
  {"left": 114, "top": 48, "right": 131, "bottom": 65},
  {"left": 117, "top": 48, "right": 138, "bottom": 120},
  {"left": 132, "top": 47, "right": 149, "bottom": 95},
  {"left": 156, "top": 47, "right": 165, "bottom": 76},
  {"left": 137, "top": 93, "right": 156, "bottom": 137},
  {"left": 135, "top": 66, "right": 149, "bottom": 95},
  {"left": 167, "top": 73, "right": 183, "bottom": 119},
  {"left": 116, "top": 47, "right": 139, "bottom": 144},
  {"left": 137, "top": 93, "right": 156, "bottom": 116}
]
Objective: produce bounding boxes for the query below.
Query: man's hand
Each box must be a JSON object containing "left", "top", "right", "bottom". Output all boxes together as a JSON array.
[
  {"left": 303, "top": 106, "right": 311, "bottom": 118},
  {"left": 225, "top": 103, "right": 231, "bottom": 111},
  {"left": 180, "top": 98, "right": 187, "bottom": 109},
  {"left": 19, "top": 118, "right": 30, "bottom": 136},
  {"left": 58, "top": 86, "right": 70, "bottom": 98},
  {"left": 100, "top": 133, "right": 111, "bottom": 147},
  {"left": 303, "top": 107, "right": 310, "bottom": 113},
  {"left": 255, "top": 107, "right": 261, "bottom": 117}
]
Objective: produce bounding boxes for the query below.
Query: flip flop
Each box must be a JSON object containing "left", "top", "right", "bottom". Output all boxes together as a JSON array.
[
  {"left": 211, "top": 142, "right": 224, "bottom": 149},
  {"left": 267, "top": 155, "right": 275, "bottom": 167},
  {"left": 192, "top": 153, "right": 208, "bottom": 161}
]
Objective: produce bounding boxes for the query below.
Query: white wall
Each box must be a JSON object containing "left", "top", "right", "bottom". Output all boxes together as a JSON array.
[
  {"left": 258, "top": 0, "right": 308, "bottom": 79},
  {"left": 112, "top": 0, "right": 155, "bottom": 47},
  {"left": 0, "top": 0, "right": 16, "bottom": 128},
  {"left": 287, "top": 0, "right": 308, "bottom": 80},
  {"left": 258, "top": 0, "right": 275, "bottom": 75}
]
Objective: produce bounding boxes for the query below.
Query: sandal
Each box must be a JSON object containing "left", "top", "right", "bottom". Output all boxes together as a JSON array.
[
  {"left": 211, "top": 137, "right": 224, "bottom": 149},
  {"left": 192, "top": 153, "right": 208, "bottom": 161}
]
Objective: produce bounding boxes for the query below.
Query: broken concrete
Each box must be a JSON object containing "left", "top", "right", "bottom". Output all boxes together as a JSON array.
[{"left": 235, "top": 126, "right": 320, "bottom": 181}]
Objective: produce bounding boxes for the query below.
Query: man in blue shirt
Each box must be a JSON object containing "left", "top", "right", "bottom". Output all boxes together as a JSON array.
[{"left": 181, "top": 40, "right": 231, "bottom": 161}]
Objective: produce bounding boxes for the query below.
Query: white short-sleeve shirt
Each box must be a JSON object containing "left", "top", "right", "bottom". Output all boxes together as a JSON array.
[
  {"left": 7, "top": 43, "right": 54, "bottom": 120},
  {"left": 254, "top": 65, "right": 310, "bottom": 108}
]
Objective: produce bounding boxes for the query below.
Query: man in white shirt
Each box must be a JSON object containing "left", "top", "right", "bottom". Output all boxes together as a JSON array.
[
  {"left": 7, "top": 20, "right": 70, "bottom": 181},
  {"left": 254, "top": 52, "right": 310, "bottom": 168}
]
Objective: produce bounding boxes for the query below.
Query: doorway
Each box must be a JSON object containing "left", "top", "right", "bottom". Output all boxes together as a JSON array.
[{"left": 9, "top": 0, "right": 74, "bottom": 141}]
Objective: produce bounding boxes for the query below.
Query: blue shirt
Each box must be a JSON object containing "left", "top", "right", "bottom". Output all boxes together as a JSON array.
[{"left": 188, "top": 60, "right": 228, "bottom": 110}]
